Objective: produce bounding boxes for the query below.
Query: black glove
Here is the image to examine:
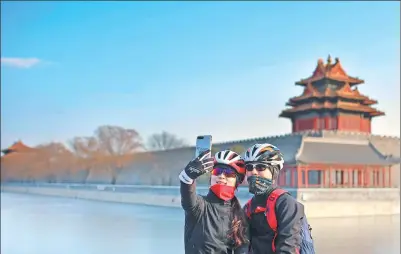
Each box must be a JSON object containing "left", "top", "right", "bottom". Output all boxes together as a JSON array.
[{"left": 179, "top": 149, "right": 214, "bottom": 184}]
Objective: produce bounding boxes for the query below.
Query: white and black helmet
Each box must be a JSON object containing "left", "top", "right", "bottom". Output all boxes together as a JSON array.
[{"left": 244, "top": 143, "right": 284, "bottom": 170}]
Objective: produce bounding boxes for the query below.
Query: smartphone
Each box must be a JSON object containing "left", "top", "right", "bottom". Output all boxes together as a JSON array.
[{"left": 195, "top": 135, "right": 213, "bottom": 158}]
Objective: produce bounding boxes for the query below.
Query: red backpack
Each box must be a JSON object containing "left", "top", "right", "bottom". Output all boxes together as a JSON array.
[{"left": 244, "top": 189, "right": 315, "bottom": 254}]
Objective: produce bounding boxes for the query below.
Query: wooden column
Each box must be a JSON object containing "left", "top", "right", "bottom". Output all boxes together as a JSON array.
[
  {"left": 340, "top": 167, "right": 345, "bottom": 187},
  {"left": 322, "top": 167, "right": 326, "bottom": 188},
  {"left": 348, "top": 168, "right": 352, "bottom": 188},
  {"left": 381, "top": 167, "right": 385, "bottom": 188},
  {"left": 361, "top": 166, "right": 365, "bottom": 187},
  {"left": 283, "top": 167, "right": 287, "bottom": 186},
  {"left": 337, "top": 116, "right": 342, "bottom": 130},
  {"left": 291, "top": 166, "right": 295, "bottom": 188},
  {"left": 277, "top": 167, "right": 281, "bottom": 186},
  {"left": 372, "top": 167, "right": 375, "bottom": 187},
  {"left": 304, "top": 165, "right": 309, "bottom": 188},
  {"left": 277, "top": 169, "right": 282, "bottom": 186},
  {"left": 371, "top": 167, "right": 375, "bottom": 187},
  {"left": 328, "top": 166, "right": 332, "bottom": 188},
  {"left": 364, "top": 166, "right": 369, "bottom": 187},
  {"left": 297, "top": 166, "right": 302, "bottom": 188},
  {"left": 389, "top": 166, "right": 392, "bottom": 188}
]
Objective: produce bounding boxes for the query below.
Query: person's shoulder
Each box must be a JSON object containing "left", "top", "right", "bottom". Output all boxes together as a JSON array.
[
  {"left": 275, "top": 190, "right": 304, "bottom": 210},
  {"left": 276, "top": 190, "right": 297, "bottom": 203}
]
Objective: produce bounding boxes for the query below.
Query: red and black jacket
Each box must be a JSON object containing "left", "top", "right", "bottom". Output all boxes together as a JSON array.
[{"left": 244, "top": 189, "right": 304, "bottom": 254}]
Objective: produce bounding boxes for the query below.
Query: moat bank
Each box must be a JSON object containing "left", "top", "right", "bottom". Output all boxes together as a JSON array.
[{"left": 1, "top": 184, "right": 399, "bottom": 218}]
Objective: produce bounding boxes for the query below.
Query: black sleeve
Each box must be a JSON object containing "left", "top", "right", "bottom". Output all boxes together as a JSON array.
[
  {"left": 180, "top": 181, "right": 204, "bottom": 215},
  {"left": 275, "top": 194, "right": 303, "bottom": 254}
]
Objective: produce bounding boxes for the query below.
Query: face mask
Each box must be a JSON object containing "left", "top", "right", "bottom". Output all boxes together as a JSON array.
[
  {"left": 210, "top": 184, "right": 236, "bottom": 201},
  {"left": 247, "top": 175, "right": 273, "bottom": 195}
]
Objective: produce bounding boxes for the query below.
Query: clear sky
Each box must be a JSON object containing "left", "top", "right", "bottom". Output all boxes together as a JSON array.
[{"left": 1, "top": 1, "right": 400, "bottom": 149}]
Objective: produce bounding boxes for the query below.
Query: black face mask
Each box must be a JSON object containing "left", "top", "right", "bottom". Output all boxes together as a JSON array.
[{"left": 247, "top": 175, "right": 273, "bottom": 195}]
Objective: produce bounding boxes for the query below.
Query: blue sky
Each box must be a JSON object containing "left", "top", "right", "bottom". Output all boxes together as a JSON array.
[{"left": 1, "top": 1, "right": 400, "bottom": 149}]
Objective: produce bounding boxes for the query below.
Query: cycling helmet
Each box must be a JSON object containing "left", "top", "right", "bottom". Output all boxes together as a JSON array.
[
  {"left": 244, "top": 143, "right": 284, "bottom": 170},
  {"left": 214, "top": 150, "right": 246, "bottom": 184}
]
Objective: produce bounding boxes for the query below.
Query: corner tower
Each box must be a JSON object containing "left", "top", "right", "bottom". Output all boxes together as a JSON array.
[{"left": 279, "top": 55, "right": 384, "bottom": 133}]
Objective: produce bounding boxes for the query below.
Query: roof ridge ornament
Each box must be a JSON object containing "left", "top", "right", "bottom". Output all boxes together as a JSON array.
[
  {"left": 334, "top": 57, "right": 339, "bottom": 64},
  {"left": 327, "top": 54, "right": 332, "bottom": 65}
]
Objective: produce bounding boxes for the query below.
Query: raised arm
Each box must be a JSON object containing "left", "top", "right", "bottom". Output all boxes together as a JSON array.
[
  {"left": 179, "top": 176, "right": 202, "bottom": 212},
  {"left": 178, "top": 150, "right": 214, "bottom": 213},
  {"left": 275, "top": 194, "right": 303, "bottom": 254}
]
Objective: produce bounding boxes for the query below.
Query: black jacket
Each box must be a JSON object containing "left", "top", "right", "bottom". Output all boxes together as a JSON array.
[
  {"left": 245, "top": 191, "right": 303, "bottom": 254},
  {"left": 180, "top": 182, "right": 249, "bottom": 254}
]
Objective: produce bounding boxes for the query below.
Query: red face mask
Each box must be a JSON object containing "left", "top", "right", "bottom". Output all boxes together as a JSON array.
[{"left": 210, "top": 184, "right": 236, "bottom": 201}]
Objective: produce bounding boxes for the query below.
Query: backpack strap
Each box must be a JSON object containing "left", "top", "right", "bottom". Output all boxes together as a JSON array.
[
  {"left": 244, "top": 198, "right": 253, "bottom": 219},
  {"left": 265, "top": 188, "right": 288, "bottom": 252}
]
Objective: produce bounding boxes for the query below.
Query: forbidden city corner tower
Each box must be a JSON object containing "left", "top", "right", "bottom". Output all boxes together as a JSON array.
[{"left": 279, "top": 55, "right": 384, "bottom": 134}]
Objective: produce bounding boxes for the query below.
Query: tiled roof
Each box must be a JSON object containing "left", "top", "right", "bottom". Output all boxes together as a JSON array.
[
  {"left": 1, "top": 141, "right": 33, "bottom": 154},
  {"left": 296, "top": 138, "right": 396, "bottom": 166},
  {"left": 295, "top": 55, "right": 364, "bottom": 86}
]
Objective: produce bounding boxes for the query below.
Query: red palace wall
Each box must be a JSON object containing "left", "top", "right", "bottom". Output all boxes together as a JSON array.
[
  {"left": 294, "top": 114, "right": 371, "bottom": 133},
  {"left": 337, "top": 114, "right": 371, "bottom": 133}
]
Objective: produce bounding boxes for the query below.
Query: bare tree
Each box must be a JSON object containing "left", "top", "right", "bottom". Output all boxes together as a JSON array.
[
  {"left": 147, "top": 131, "right": 188, "bottom": 151},
  {"left": 96, "top": 125, "right": 144, "bottom": 184},
  {"left": 34, "top": 142, "right": 76, "bottom": 182},
  {"left": 3, "top": 125, "right": 144, "bottom": 184},
  {"left": 69, "top": 125, "right": 144, "bottom": 184},
  {"left": 69, "top": 136, "right": 101, "bottom": 158},
  {"left": 95, "top": 125, "right": 144, "bottom": 155}
]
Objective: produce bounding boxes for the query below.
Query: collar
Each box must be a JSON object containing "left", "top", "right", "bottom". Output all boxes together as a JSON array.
[
  {"left": 206, "top": 190, "right": 233, "bottom": 206},
  {"left": 252, "top": 187, "right": 277, "bottom": 203}
]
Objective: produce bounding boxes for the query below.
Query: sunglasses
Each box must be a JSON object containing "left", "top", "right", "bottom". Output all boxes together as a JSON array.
[
  {"left": 245, "top": 163, "right": 270, "bottom": 172},
  {"left": 211, "top": 168, "right": 237, "bottom": 178}
]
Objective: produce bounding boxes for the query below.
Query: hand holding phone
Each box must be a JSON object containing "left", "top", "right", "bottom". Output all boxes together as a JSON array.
[{"left": 179, "top": 149, "right": 214, "bottom": 184}]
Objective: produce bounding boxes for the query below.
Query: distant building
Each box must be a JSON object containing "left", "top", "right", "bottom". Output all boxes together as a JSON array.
[
  {"left": 1, "top": 141, "right": 34, "bottom": 156},
  {"left": 280, "top": 55, "right": 383, "bottom": 133},
  {"left": 266, "top": 55, "right": 394, "bottom": 188},
  {"left": 211, "top": 56, "right": 400, "bottom": 189}
]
